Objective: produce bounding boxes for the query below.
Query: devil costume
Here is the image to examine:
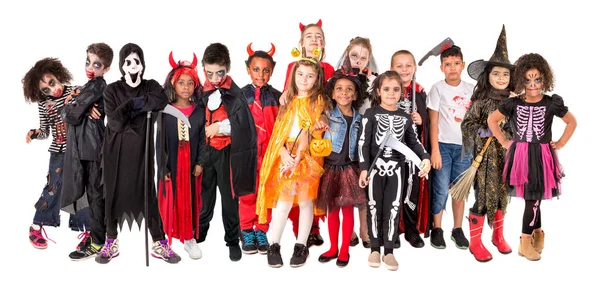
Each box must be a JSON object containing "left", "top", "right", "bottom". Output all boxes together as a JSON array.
[
  {"left": 358, "top": 105, "right": 429, "bottom": 251},
  {"left": 102, "top": 43, "right": 169, "bottom": 238},
  {"left": 396, "top": 82, "right": 431, "bottom": 239}
]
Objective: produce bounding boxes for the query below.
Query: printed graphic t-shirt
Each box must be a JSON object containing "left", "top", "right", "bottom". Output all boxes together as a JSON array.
[{"left": 426, "top": 80, "right": 474, "bottom": 145}]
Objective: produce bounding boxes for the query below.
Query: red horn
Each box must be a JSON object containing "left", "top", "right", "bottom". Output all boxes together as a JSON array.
[
  {"left": 190, "top": 53, "right": 198, "bottom": 69},
  {"left": 247, "top": 43, "right": 255, "bottom": 56},
  {"left": 267, "top": 43, "right": 276, "bottom": 57},
  {"left": 316, "top": 19, "right": 322, "bottom": 27},
  {"left": 169, "top": 51, "right": 177, "bottom": 69},
  {"left": 299, "top": 22, "right": 305, "bottom": 31}
]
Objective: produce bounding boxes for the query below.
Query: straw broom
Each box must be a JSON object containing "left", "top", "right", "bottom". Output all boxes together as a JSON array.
[{"left": 449, "top": 136, "right": 494, "bottom": 201}]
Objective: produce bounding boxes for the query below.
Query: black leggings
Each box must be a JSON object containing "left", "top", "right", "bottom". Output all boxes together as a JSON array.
[{"left": 522, "top": 200, "right": 542, "bottom": 234}]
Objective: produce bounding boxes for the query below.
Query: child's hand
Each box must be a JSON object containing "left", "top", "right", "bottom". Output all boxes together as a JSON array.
[
  {"left": 509, "top": 91, "right": 518, "bottom": 98},
  {"left": 279, "top": 95, "right": 287, "bottom": 106},
  {"left": 25, "top": 129, "right": 40, "bottom": 144},
  {"left": 419, "top": 159, "right": 431, "bottom": 177},
  {"left": 88, "top": 104, "right": 101, "bottom": 119},
  {"left": 313, "top": 119, "right": 329, "bottom": 132},
  {"left": 279, "top": 147, "right": 297, "bottom": 168},
  {"left": 550, "top": 141, "right": 565, "bottom": 151},
  {"left": 431, "top": 151, "right": 442, "bottom": 170},
  {"left": 205, "top": 123, "right": 220, "bottom": 138},
  {"left": 500, "top": 139, "right": 511, "bottom": 149},
  {"left": 164, "top": 172, "right": 171, "bottom": 181},
  {"left": 411, "top": 112, "right": 422, "bottom": 125},
  {"left": 65, "top": 88, "right": 81, "bottom": 104},
  {"left": 193, "top": 165, "right": 204, "bottom": 177},
  {"left": 359, "top": 170, "right": 370, "bottom": 188}
]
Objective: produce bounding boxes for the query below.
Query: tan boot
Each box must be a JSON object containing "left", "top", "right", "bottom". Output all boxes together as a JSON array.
[
  {"left": 518, "top": 236, "right": 541, "bottom": 261},
  {"left": 532, "top": 230, "right": 545, "bottom": 254}
]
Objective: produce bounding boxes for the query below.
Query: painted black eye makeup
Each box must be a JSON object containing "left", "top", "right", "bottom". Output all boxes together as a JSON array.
[
  {"left": 93, "top": 61, "right": 103, "bottom": 69},
  {"left": 41, "top": 88, "right": 51, "bottom": 95},
  {"left": 216, "top": 70, "right": 225, "bottom": 77},
  {"left": 134, "top": 58, "right": 140, "bottom": 65}
]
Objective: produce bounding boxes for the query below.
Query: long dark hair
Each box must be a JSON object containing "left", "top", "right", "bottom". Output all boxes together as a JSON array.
[{"left": 471, "top": 63, "right": 515, "bottom": 101}]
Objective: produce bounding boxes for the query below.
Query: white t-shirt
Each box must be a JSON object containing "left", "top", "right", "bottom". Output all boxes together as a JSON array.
[{"left": 426, "top": 80, "right": 474, "bottom": 145}]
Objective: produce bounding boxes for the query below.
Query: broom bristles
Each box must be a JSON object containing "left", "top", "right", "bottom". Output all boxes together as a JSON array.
[{"left": 449, "top": 166, "right": 478, "bottom": 201}]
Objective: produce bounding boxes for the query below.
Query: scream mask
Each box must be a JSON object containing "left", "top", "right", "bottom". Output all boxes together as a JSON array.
[{"left": 118, "top": 43, "right": 146, "bottom": 88}]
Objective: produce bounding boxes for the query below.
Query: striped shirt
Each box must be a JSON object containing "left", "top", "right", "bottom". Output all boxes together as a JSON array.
[{"left": 35, "top": 86, "right": 74, "bottom": 153}]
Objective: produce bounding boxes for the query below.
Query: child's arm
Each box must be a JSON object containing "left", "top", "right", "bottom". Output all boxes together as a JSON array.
[
  {"left": 551, "top": 112, "right": 577, "bottom": 150},
  {"left": 195, "top": 116, "right": 207, "bottom": 177},
  {"left": 129, "top": 80, "right": 169, "bottom": 118},
  {"left": 405, "top": 118, "right": 432, "bottom": 177},
  {"left": 358, "top": 110, "right": 373, "bottom": 188},
  {"left": 487, "top": 110, "right": 509, "bottom": 148},
  {"left": 63, "top": 81, "right": 104, "bottom": 125},
  {"left": 26, "top": 103, "right": 49, "bottom": 143},
  {"left": 428, "top": 109, "right": 441, "bottom": 169},
  {"left": 104, "top": 84, "right": 133, "bottom": 132}
]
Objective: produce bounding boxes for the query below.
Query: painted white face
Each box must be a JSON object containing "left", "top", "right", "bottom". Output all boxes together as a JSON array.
[{"left": 122, "top": 52, "right": 143, "bottom": 88}]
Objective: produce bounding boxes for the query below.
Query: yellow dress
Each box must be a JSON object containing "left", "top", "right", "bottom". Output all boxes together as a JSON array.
[{"left": 256, "top": 94, "right": 326, "bottom": 223}]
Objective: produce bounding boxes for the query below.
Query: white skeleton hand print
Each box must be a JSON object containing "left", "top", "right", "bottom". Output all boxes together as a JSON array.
[
  {"left": 515, "top": 105, "right": 546, "bottom": 142},
  {"left": 397, "top": 98, "right": 412, "bottom": 114},
  {"left": 374, "top": 114, "right": 408, "bottom": 158}
]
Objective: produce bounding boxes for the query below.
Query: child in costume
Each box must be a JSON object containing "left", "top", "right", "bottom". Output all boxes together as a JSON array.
[
  {"left": 390, "top": 50, "right": 431, "bottom": 248},
  {"left": 426, "top": 45, "right": 473, "bottom": 250},
  {"left": 22, "top": 58, "right": 91, "bottom": 250},
  {"left": 488, "top": 53, "right": 577, "bottom": 261},
  {"left": 460, "top": 25, "right": 515, "bottom": 262},
  {"left": 315, "top": 64, "right": 369, "bottom": 267},
  {"left": 62, "top": 43, "right": 113, "bottom": 260},
  {"left": 196, "top": 43, "right": 257, "bottom": 262},
  {"left": 282, "top": 19, "right": 334, "bottom": 247},
  {"left": 157, "top": 52, "right": 204, "bottom": 260},
  {"left": 257, "top": 57, "right": 330, "bottom": 268},
  {"left": 335, "top": 36, "right": 379, "bottom": 248},
  {"left": 239, "top": 43, "right": 280, "bottom": 255},
  {"left": 98, "top": 43, "right": 180, "bottom": 264},
  {"left": 358, "top": 70, "right": 431, "bottom": 271}
]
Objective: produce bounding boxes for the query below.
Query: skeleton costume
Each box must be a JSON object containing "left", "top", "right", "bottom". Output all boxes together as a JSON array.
[
  {"left": 396, "top": 81, "right": 431, "bottom": 238},
  {"left": 358, "top": 105, "right": 430, "bottom": 251},
  {"left": 102, "top": 43, "right": 169, "bottom": 239}
]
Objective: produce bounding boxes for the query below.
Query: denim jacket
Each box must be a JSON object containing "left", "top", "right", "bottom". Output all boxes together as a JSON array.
[{"left": 324, "top": 105, "right": 361, "bottom": 161}]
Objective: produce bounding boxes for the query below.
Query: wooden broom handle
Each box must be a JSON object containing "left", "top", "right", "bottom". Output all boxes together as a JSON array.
[{"left": 479, "top": 136, "right": 494, "bottom": 156}]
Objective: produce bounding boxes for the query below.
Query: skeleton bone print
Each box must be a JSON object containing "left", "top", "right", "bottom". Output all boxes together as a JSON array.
[
  {"left": 374, "top": 114, "right": 408, "bottom": 158},
  {"left": 397, "top": 98, "right": 413, "bottom": 114},
  {"left": 515, "top": 105, "right": 546, "bottom": 142}
]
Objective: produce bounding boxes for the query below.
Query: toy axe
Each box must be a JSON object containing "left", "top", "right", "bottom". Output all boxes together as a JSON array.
[{"left": 418, "top": 37, "right": 454, "bottom": 66}]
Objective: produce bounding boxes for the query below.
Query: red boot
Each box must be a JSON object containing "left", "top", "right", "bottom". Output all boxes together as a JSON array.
[
  {"left": 469, "top": 212, "right": 492, "bottom": 262},
  {"left": 492, "top": 210, "right": 512, "bottom": 254}
]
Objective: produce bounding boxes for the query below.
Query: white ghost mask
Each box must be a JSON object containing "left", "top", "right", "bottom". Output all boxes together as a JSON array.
[{"left": 122, "top": 52, "right": 143, "bottom": 88}]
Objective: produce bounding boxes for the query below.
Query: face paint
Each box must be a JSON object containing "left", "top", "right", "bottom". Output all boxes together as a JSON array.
[
  {"left": 122, "top": 52, "right": 143, "bottom": 88},
  {"left": 246, "top": 57, "right": 273, "bottom": 87},
  {"left": 85, "top": 52, "right": 106, "bottom": 79},
  {"left": 524, "top": 69, "right": 543, "bottom": 99},
  {"left": 204, "top": 63, "right": 228, "bottom": 86},
  {"left": 39, "top": 74, "right": 63, "bottom": 98},
  {"left": 348, "top": 45, "right": 369, "bottom": 72},
  {"left": 302, "top": 26, "right": 324, "bottom": 56}
]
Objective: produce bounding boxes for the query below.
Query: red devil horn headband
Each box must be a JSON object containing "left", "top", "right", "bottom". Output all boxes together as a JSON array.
[
  {"left": 168, "top": 51, "right": 198, "bottom": 69},
  {"left": 247, "top": 43, "right": 276, "bottom": 57},
  {"left": 299, "top": 19, "right": 322, "bottom": 32}
]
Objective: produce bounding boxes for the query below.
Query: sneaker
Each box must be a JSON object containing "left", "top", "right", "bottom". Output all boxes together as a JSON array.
[
  {"left": 382, "top": 253, "right": 399, "bottom": 271},
  {"left": 70, "top": 241, "right": 102, "bottom": 261},
  {"left": 241, "top": 230, "right": 258, "bottom": 254},
  {"left": 290, "top": 243, "right": 309, "bottom": 267},
  {"left": 76, "top": 231, "right": 91, "bottom": 251},
  {"left": 430, "top": 228, "right": 446, "bottom": 249},
  {"left": 255, "top": 230, "right": 269, "bottom": 254},
  {"left": 451, "top": 228, "right": 469, "bottom": 249},
  {"left": 405, "top": 231, "right": 425, "bottom": 248},
  {"left": 29, "top": 225, "right": 53, "bottom": 249},
  {"left": 152, "top": 239, "right": 181, "bottom": 264},
  {"left": 95, "top": 238, "right": 119, "bottom": 264},
  {"left": 368, "top": 251, "right": 381, "bottom": 268},
  {"left": 184, "top": 239, "right": 202, "bottom": 259},
  {"left": 228, "top": 243, "right": 242, "bottom": 261},
  {"left": 267, "top": 243, "right": 283, "bottom": 268}
]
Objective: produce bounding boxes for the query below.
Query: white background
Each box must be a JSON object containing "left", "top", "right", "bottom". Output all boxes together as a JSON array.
[{"left": 0, "top": 0, "right": 597, "bottom": 282}]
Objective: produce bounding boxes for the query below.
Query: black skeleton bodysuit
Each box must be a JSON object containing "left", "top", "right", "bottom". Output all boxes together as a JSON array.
[{"left": 358, "top": 105, "right": 430, "bottom": 250}]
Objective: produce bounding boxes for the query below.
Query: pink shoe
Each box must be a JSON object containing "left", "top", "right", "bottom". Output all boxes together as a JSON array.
[{"left": 29, "top": 225, "right": 55, "bottom": 249}]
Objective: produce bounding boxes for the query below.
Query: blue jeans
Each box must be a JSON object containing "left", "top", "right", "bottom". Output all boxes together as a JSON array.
[
  {"left": 431, "top": 142, "right": 472, "bottom": 214},
  {"left": 33, "top": 152, "right": 90, "bottom": 230}
]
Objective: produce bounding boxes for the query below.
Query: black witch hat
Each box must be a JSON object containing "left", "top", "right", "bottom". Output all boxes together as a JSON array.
[{"left": 467, "top": 25, "right": 512, "bottom": 80}]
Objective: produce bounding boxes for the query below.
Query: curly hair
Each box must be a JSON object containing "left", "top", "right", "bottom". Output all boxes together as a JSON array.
[
  {"left": 22, "top": 58, "right": 73, "bottom": 103},
  {"left": 202, "top": 43, "right": 231, "bottom": 70},
  {"left": 471, "top": 63, "right": 515, "bottom": 101},
  {"left": 325, "top": 70, "right": 369, "bottom": 109},
  {"left": 369, "top": 70, "right": 403, "bottom": 107},
  {"left": 513, "top": 53, "right": 554, "bottom": 94}
]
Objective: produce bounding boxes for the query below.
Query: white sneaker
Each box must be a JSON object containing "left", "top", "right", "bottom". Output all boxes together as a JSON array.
[{"left": 184, "top": 239, "right": 202, "bottom": 259}]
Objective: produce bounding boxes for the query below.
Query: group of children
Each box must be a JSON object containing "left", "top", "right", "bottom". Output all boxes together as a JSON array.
[{"left": 22, "top": 21, "right": 577, "bottom": 270}]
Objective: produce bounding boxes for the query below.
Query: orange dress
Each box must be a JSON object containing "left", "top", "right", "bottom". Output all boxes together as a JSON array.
[{"left": 256, "top": 95, "right": 327, "bottom": 223}]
